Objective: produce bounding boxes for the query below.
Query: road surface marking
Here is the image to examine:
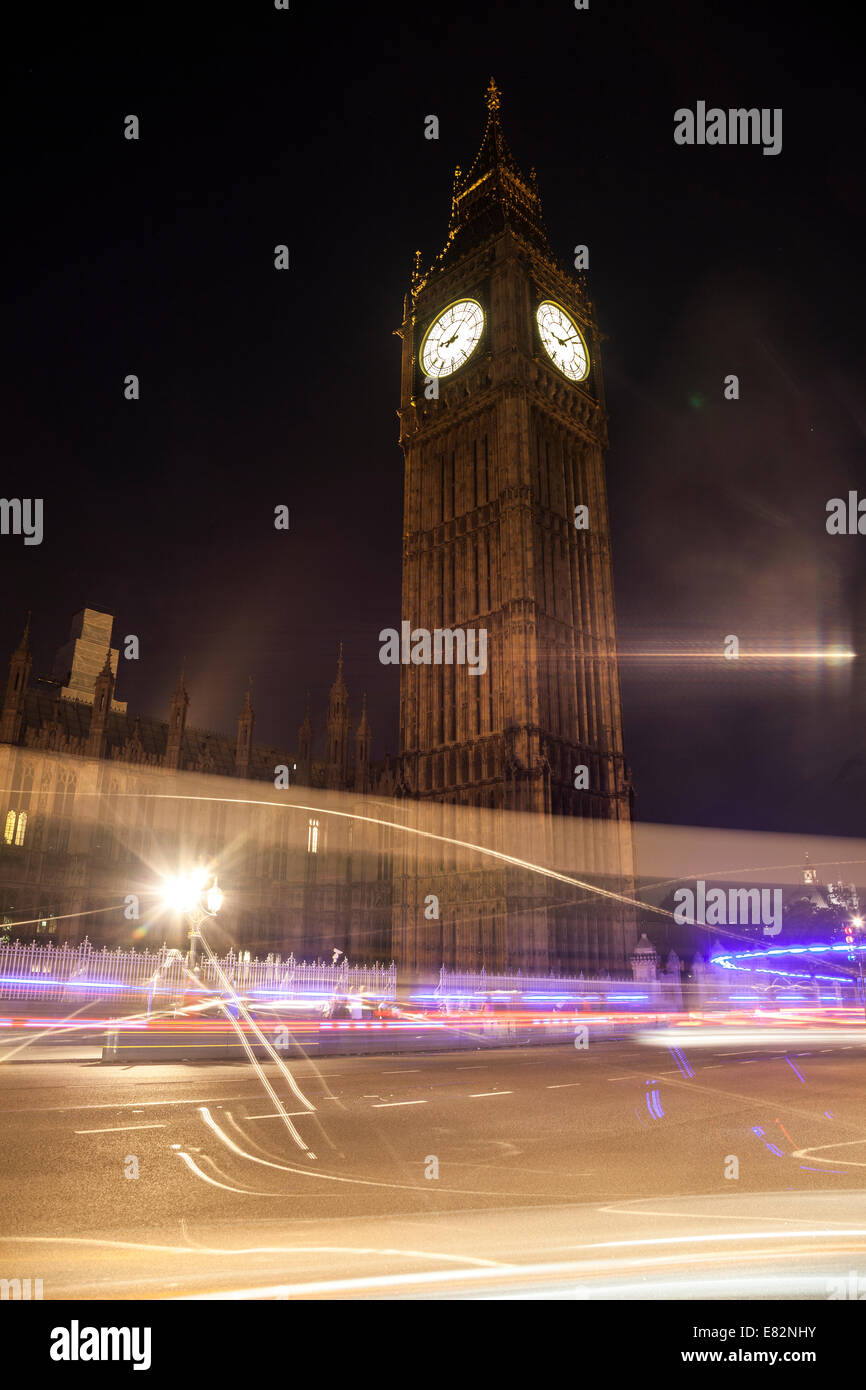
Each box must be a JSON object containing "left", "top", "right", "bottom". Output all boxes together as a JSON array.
[
  {"left": 371, "top": 1100, "right": 427, "bottom": 1108},
  {"left": 456, "top": 1065, "right": 485, "bottom": 1070},
  {"left": 381, "top": 1069, "right": 419, "bottom": 1074},
  {"left": 546, "top": 1083, "right": 581, "bottom": 1089},
  {"left": 469, "top": 1091, "right": 513, "bottom": 1098},
  {"left": 11, "top": 1094, "right": 287, "bottom": 1115},
  {"left": 75, "top": 1123, "right": 166, "bottom": 1134},
  {"left": 246, "top": 1112, "right": 312, "bottom": 1120}
]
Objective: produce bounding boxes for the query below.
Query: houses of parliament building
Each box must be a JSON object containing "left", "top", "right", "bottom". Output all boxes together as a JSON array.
[{"left": 0, "top": 82, "right": 637, "bottom": 976}]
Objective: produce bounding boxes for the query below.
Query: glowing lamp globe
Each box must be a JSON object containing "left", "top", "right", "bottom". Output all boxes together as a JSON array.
[
  {"left": 162, "top": 876, "right": 199, "bottom": 913},
  {"left": 206, "top": 882, "right": 224, "bottom": 914}
]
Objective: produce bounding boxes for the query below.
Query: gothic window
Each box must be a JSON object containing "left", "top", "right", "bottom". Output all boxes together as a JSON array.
[{"left": 3, "top": 809, "right": 28, "bottom": 846}]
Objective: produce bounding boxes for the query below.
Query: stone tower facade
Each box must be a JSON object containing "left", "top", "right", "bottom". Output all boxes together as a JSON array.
[{"left": 393, "top": 80, "right": 636, "bottom": 974}]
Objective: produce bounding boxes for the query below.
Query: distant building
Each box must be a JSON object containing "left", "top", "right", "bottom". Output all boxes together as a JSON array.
[{"left": 0, "top": 611, "right": 397, "bottom": 958}]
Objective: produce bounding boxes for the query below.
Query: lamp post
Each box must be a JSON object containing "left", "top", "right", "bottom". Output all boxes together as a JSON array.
[{"left": 161, "top": 868, "right": 224, "bottom": 974}]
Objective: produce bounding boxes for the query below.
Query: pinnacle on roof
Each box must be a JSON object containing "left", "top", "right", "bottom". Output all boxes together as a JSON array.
[
  {"left": 418, "top": 78, "right": 551, "bottom": 284},
  {"left": 330, "top": 641, "right": 348, "bottom": 698},
  {"left": 15, "top": 612, "right": 32, "bottom": 654}
]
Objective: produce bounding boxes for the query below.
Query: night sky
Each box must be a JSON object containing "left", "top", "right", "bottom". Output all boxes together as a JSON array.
[{"left": 5, "top": 0, "right": 864, "bottom": 839}]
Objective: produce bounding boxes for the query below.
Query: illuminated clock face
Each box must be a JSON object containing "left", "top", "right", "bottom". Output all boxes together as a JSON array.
[
  {"left": 536, "top": 301, "right": 589, "bottom": 381},
  {"left": 420, "top": 299, "right": 485, "bottom": 379}
]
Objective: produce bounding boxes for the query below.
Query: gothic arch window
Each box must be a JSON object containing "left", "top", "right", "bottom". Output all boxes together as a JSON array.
[{"left": 4, "top": 809, "right": 27, "bottom": 846}]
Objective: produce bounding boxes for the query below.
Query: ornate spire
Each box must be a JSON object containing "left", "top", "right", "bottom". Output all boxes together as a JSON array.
[
  {"left": 330, "top": 641, "right": 347, "bottom": 698},
  {"left": 419, "top": 78, "right": 551, "bottom": 287},
  {"left": 16, "top": 612, "right": 31, "bottom": 653}
]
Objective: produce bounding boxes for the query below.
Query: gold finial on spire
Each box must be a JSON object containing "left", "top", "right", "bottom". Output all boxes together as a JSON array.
[{"left": 486, "top": 77, "right": 501, "bottom": 113}]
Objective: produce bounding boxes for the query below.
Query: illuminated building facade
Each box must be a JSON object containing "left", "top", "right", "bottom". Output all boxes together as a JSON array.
[
  {"left": 0, "top": 611, "right": 396, "bottom": 958},
  {"left": 392, "top": 80, "right": 636, "bottom": 973},
  {"left": 1, "top": 84, "right": 637, "bottom": 975}
]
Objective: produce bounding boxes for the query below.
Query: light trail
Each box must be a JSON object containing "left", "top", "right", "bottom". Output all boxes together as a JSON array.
[{"left": 617, "top": 650, "right": 855, "bottom": 662}]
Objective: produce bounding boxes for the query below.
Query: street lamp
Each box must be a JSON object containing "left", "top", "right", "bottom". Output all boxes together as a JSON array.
[{"left": 161, "top": 868, "right": 224, "bottom": 972}]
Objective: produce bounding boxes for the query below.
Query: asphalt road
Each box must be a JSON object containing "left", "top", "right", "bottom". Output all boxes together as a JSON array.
[{"left": 2, "top": 1031, "right": 866, "bottom": 1298}]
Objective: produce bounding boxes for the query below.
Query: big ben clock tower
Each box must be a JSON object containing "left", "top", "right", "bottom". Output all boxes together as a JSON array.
[{"left": 394, "top": 80, "right": 636, "bottom": 975}]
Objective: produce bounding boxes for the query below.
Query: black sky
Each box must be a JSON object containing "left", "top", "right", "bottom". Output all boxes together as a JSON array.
[{"left": 4, "top": 0, "right": 865, "bottom": 837}]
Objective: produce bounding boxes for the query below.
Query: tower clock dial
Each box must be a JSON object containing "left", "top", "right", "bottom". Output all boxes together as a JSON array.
[
  {"left": 536, "top": 301, "right": 589, "bottom": 382},
  {"left": 420, "top": 299, "right": 485, "bottom": 379}
]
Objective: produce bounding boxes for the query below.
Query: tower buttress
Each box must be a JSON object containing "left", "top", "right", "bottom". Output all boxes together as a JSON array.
[
  {"left": 87, "top": 652, "right": 115, "bottom": 758},
  {"left": 354, "top": 692, "right": 371, "bottom": 793},
  {"left": 297, "top": 693, "right": 313, "bottom": 786},
  {"left": 165, "top": 671, "right": 189, "bottom": 771},
  {"left": 326, "top": 643, "right": 350, "bottom": 790},
  {"left": 235, "top": 678, "right": 254, "bottom": 778},
  {"left": 0, "top": 614, "right": 33, "bottom": 745}
]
